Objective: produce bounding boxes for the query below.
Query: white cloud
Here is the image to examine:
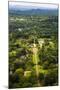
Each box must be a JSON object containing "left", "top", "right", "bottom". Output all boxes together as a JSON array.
[{"left": 9, "top": 2, "right": 58, "bottom": 9}]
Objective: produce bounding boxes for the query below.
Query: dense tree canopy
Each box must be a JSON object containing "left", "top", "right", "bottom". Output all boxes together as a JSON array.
[{"left": 9, "top": 15, "right": 58, "bottom": 88}]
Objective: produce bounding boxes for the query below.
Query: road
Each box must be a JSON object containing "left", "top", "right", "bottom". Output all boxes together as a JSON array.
[{"left": 32, "top": 43, "right": 41, "bottom": 86}]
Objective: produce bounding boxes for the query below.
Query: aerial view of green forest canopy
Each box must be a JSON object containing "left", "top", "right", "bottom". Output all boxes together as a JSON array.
[{"left": 9, "top": 2, "right": 58, "bottom": 88}]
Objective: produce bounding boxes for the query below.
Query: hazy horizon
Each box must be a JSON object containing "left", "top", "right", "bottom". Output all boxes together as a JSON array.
[{"left": 9, "top": 2, "right": 58, "bottom": 11}]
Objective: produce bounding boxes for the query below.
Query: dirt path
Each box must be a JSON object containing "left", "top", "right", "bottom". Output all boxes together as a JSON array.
[{"left": 32, "top": 43, "right": 41, "bottom": 86}]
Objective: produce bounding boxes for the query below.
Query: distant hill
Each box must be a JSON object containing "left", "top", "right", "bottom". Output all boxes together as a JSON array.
[{"left": 9, "top": 7, "right": 58, "bottom": 16}]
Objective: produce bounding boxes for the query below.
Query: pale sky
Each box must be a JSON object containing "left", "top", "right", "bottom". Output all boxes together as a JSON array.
[{"left": 9, "top": 2, "right": 58, "bottom": 10}]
